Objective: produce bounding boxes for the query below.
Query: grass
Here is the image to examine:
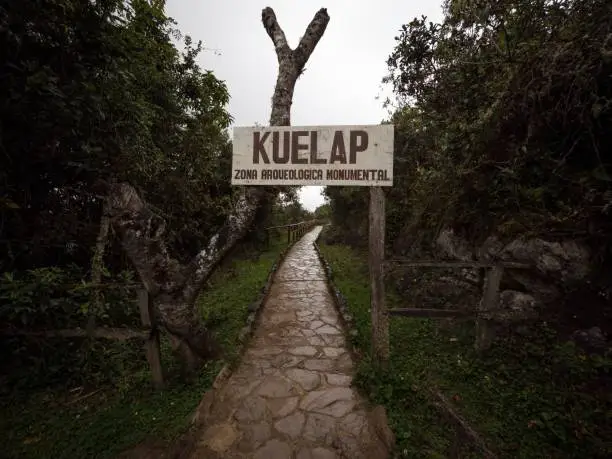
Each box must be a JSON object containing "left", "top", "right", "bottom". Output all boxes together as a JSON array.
[
  {"left": 0, "top": 236, "right": 288, "bottom": 459},
  {"left": 318, "top": 236, "right": 612, "bottom": 459}
]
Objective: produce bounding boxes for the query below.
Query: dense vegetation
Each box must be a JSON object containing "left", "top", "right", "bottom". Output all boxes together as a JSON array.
[
  {"left": 326, "top": 0, "right": 612, "bottom": 250},
  {"left": 319, "top": 237, "right": 610, "bottom": 458},
  {"left": 1, "top": 0, "right": 235, "bottom": 273},
  {"left": 2, "top": 0, "right": 611, "bottom": 457},
  {"left": 322, "top": 0, "right": 612, "bottom": 457},
  {"left": 1, "top": 236, "right": 290, "bottom": 458},
  {"left": 0, "top": 1, "right": 313, "bottom": 455},
  {"left": 0, "top": 0, "right": 237, "bottom": 345}
]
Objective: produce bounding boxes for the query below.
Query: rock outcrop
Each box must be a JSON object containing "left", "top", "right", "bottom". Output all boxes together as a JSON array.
[{"left": 436, "top": 228, "right": 592, "bottom": 323}]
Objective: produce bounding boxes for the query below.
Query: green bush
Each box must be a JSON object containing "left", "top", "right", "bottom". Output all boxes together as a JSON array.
[{"left": 0, "top": 266, "right": 139, "bottom": 329}]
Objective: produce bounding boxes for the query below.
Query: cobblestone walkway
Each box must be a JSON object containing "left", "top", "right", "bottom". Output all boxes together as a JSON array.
[{"left": 190, "top": 226, "right": 384, "bottom": 459}]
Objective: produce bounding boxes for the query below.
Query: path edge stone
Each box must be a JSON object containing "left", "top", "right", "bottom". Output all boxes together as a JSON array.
[
  {"left": 312, "top": 226, "right": 396, "bottom": 458},
  {"left": 312, "top": 227, "right": 361, "bottom": 357}
]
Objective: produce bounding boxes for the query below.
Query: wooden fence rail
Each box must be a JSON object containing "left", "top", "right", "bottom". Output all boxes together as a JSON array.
[
  {"left": 383, "top": 259, "right": 530, "bottom": 352},
  {"left": 264, "top": 219, "right": 320, "bottom": 246},
  {"left": 2, "top": 221, "right": 324, "bottom": 388},
  {"left": 384, "top": 260, "right": 530, "bottom": 269},
  {"left": 0, "top": 327, "right": 147, "bottom": 340},
  {"left": 1, "top": 287, "right": 164, "bottom": 389}
]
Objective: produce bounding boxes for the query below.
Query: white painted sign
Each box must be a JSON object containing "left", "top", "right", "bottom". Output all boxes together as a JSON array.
[{"left": 231, "top": 124, "right": 394, "bottom": 186}]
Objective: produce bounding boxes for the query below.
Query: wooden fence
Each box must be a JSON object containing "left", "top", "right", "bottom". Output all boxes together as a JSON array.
[
  {"left": 382, "top": 259, "right": 530, "bottom": 352},
  {"left": 264, "top": 219, "right": 320, "bottom": 246},
  {"left": 2, "top": 286, "right": 164, "bottom": 388},
  {"left": 3, "top": 219, "right": 323, "bottom": 389}
]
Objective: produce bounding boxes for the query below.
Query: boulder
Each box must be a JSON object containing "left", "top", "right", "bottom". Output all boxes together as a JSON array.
[
  {"left": 494, "top": 290, "right": 539, "bottom": 323},
  {"left": 436, "top": 228, "right": 474, "bottom": 262},
  {"left": 477, "top": 235, "right": 504, "bottom": 261},
  {"left": 500, "top": 239, "right": 590, "bottom": 283},
  {"left": 436, "top": 228, "right": 592, "bottom": 304},
  {"left": 571, "top": 327, "right": 608, "bottom": 352},
  {"left": 505, "top": 271, "right": 560, "bottom": 303}
]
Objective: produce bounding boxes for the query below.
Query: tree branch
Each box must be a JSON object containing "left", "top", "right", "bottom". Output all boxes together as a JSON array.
[
  {"left": 107, "top": 182, "right": 184, "bottom": 296},
  {"left": 262, "top": 7, "right": 292, "bottom": 62},
  {"left": 266, "top": 6, "right": 330, "bottom": 126},
  {"left": 183, "top": 189, "right": 263, "bottom": 302},
  {"left": 294, "top": 8, "right": 330, "bottom": 69}
]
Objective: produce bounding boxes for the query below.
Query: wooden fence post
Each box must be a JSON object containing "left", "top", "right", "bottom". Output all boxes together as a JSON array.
[
  {"left": 475, "top": 265, "right": 503, "bottom": 352},
  {"left": 138, "top": 289, "right": 164, "bottom": 389},
  {"left": 369, "top": 186, "right": 389, "bottom": 365}
]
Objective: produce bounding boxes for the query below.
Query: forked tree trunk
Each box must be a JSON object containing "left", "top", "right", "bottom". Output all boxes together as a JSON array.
[{"left": 107, "top": 7, "right": 330, "bottom": 370}]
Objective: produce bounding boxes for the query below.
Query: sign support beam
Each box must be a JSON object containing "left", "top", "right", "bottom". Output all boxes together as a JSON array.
[{"left": 369, "top": 186, "right": 389, "bottom": 366}]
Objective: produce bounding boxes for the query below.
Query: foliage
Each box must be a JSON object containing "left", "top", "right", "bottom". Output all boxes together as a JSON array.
[
  {"left": 388, "top": 0, "right": 611, "bottom": 244},
  {"left": 323, "top": 8, "right": 612, "bottom": 452},
  {"left": 313, "top": 202, "right": 331, "bottom": 220},
  {"left": 245, "top": 192, "right": 313, "bottom": 247},
  {"left": 0, "top": 267, "right": 138, "bottom": 329},
  {"left": 271, "top": 197, "right": 312, "bottom": 227},
  {"left": 0, "top": 234, "right": 290, "bottom": 458},
  {"left": 0, "top": 0, "right": 234, "bottom": 272},
  {"left": 326, "top": 0, "right": 612, "bottom": 253},
  {"left": 322, "top": 186, "right": 369, "bottom": 247},
  {"left": 0, "top": 0, "right": 238, "bottom": 389},
  {"left": 0, "top": 265, "right": 143, "bottom": 391},
  {"left": 1, "top": 368, "right": 218, "bottom": 459},
  {"left": 319, "top": 235, "right": 612, "bottom": 458}
]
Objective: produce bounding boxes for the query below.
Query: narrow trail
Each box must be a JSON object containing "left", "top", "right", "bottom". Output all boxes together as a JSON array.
[{"left": 190, "top": 226, "right": 384, "bottom": 459}]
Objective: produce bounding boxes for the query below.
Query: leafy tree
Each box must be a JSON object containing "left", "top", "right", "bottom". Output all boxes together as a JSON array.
[
  {"left": 323, "top": 3, "right": 612, "bottom": 455},
  {"left": 327, "top": 0, "right": 612, "bottom": 255},
  {"left": 0, "top": 0, "right": 237, "bottom": 380},
  {"left": 313, "top": 203, "right": 331, "bottom": 220},
  {"left": 103, "top": 6, "right": 331, "bottom": 367},
  {"left": 0, "top": 0, "right": 234, "bottom": 273}
]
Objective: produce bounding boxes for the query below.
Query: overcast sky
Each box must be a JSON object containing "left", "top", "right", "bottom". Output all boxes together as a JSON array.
[{"left": 166, "top": 0, "right": 444, "bottom": 211}]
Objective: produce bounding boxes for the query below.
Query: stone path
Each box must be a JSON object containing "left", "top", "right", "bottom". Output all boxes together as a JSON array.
[{"left": 190, "top": 226, "right": 386, "bottom": 459}]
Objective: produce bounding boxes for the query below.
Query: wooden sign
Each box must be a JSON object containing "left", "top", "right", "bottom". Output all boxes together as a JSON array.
[{"left": 231, "top": 125, "right": 394, "bottom": 186}]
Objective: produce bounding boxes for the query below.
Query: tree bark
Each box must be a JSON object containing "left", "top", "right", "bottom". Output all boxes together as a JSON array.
[
  {"left": 87, "top": 197, "right": 111, "bottom": 335},
  {"left": 106, "top": 7, "right": 330, "bottom": 369}
]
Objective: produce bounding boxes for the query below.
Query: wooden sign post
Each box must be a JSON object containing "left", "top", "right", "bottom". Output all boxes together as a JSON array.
[
  {"left": 369, "top": 186, "right": 389, "bottom": 365},
  {"left": 232, "top": 124, "right": 394, "bottom": 365}
]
